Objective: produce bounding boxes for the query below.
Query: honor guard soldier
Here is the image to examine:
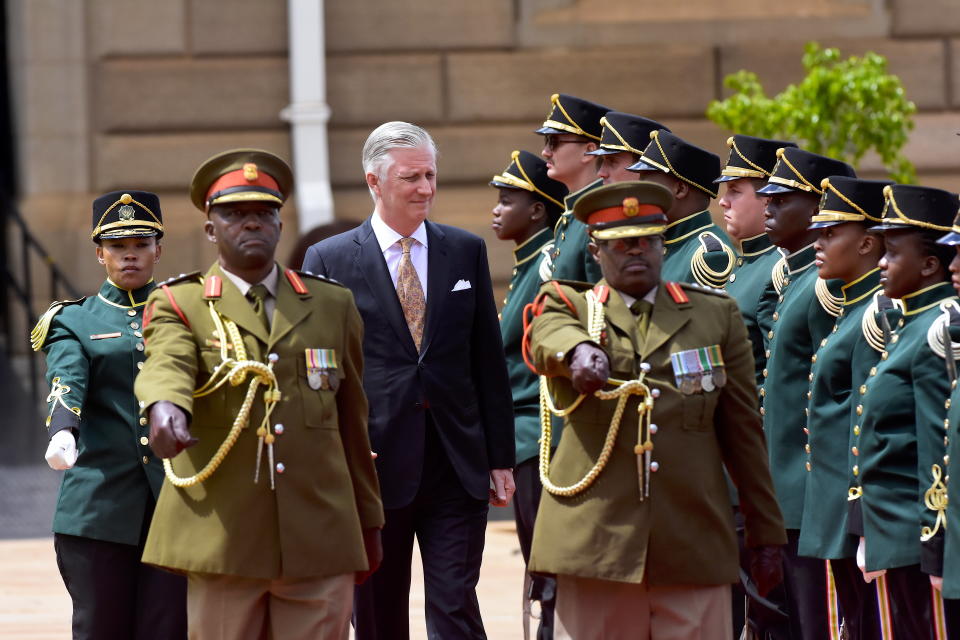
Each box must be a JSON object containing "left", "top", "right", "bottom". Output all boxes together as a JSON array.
[
  {"left": 135, "top": 149, "right": 384, "bottom": 640},
  {"left": 526, "top": 181, "right": 786, "bottom": 638},
  {"left": 855, "top": 184, "right": 958, "bottom": 638},
  {"left": 628, "top": 130, "right": 737, "bottom": 289},
  {"left": 755, "top": 147, "right": 856, "bottom": 640},
  {"left": 934, "top": 212, "right": 960, "bottom": 635},
  {"left": 800, "top": 177, "right": 892, "bottom": 637},
  {"left": 32, "top": 191, "right": 187, "bottom": 639},
  {"left": 489, "top": 149, "right": 568, "bottom": 639},
  {"left": 718, "top": 135, "right": 797, "bottom": 386},
  {"left": 536, "top": 93, "right": 611, "bottom": 283},
  {"left": 588, "top": 111, "right": 669, "bottom": 185}
]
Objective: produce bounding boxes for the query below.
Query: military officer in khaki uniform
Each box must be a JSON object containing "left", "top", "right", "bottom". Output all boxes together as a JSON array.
[
  {"left": 136, "top": 149, "right": 384, "bottom": 640},
  {"left": 627, "top": 130, "right": 737, "bottom": 289},
  {"left": 527, "top": 181, "right": 786, "bottom": 639}
]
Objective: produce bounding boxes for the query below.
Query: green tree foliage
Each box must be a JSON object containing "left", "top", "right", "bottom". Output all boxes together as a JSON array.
[{"left": 707, "top": 42, "right": 917, "bottom": 183}]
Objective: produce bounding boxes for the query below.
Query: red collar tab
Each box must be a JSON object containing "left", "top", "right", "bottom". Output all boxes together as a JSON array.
[
  {"left": 592, "top": 284, "right": 610, "bottom": 304},
  {"left": 204, "top": 275, "right": 222, "bottom": 299},
  {"left": 665, "top": 281, "right": 689, "bottom": 304},
  {"left": 285, "top": 269, "right": 309, "bottom": 295}
]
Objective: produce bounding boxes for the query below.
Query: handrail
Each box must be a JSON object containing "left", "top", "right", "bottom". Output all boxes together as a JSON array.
[{"left": 2, "top": 203, "right": 80, "bottom": 406}]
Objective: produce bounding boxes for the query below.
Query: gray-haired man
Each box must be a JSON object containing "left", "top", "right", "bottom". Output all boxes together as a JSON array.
[{"left": 303, "top": 121, "right": 516, "bottom": 639}]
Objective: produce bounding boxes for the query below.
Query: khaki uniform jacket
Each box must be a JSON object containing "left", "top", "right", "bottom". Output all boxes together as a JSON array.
[
  {"left": 135, "top": 263, "right": 384, "bottom": 579},
  {"left": 528, "top": 279, "right": 785, "bottom": 585}
]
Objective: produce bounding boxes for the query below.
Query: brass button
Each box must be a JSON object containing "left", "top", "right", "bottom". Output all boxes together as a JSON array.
[
  {"left": 852, "top": 446, "right": 859, "bottom": 456},
  {"left": 804, "top": 408, "right": 809, "bottom": 416},
  {"left": 853, "top": 465, "right": 859, "bottom": 476},
  {"left": 805, "top": 461, "right": 812, "bottom": 471},
  {"left": 854, "top": 426, "right": 860, "bottom": 436},
  {"left": 759, "top": 388, "right": 766, "bottom": 397},
  {"left": 729, "top": 273, "right": 737, "bottom": 283},
  {"left": 860, "top": 385, "right": 867, "bottom": 395},
  {"left": 136, "top": 343, "right": 145, "bottom": 352},
  {"left": 945, "top": 455, "right": 951, "bottom": 465},
  {"left": 881, "top": 352, "right": 888, "bottom": 361},
  {"left": 134, "top": 331, "right": 143, "bottom": 338},
  {"left": 142, "top": 456, "right": 149, "bottom": 464},
  {"left": 772, "top": 312, "right": 779, "bottom": 321},
  {"left": 891, "top": 335, "right": 899, "bottom": 343},
  {"left": 808, "top": 373, "right": 814, "bottom": 381},
  {"left": 856, "top": 405, "right": 863, "bottom": 416},
  {"left": 140, "top": 436, "right": 149, "bottom": 446},
  {"left": 820, "top": 338, "right": 828, "bottom": 347},
  {"left": 806, "top": 391, "right": 811, "bottom": 399},
  {"left": 765, "top": 349, "right": 771, "bottom": 358},
  {"left": 870, "top": 367, "right": 877, "bottom": 376},
  {"left": 737, "top": 257, "right": 744, "bottom": 267},
  {"left": 803, "top": 427, "right": 809, "bottom": 434},
  {"left": 760, "top": 407, "right": 766, "bottom": 416},
  {"left": 139, "top": 417, "right": 147, "bottom": 426},
  {"left": 768, "top": 331, "right": 774, "bottom": 339},
  {"left": 508, "top": 283, "right": 514, "bottom": 291},
  {"left": 805, "top": 444, "right": 811, "bottom": 453},
  {"left": 130, "top": 322, "right": 139, "bottom": 329},
  {"left": 946, "top": 399, "right": 952, "bottom": 410},
  {"left": 810, "top": 355, "right": 817, "bottom": 363},
  {"left": 762, "top": 368, "right": 768, "bottom": 378},
  {"left": 127, "top": 309, "right": 137, "bottom": 317},
  {"left": 137, "top": 361, "right": 143, "bottom": 370},
  {"left": 561, "top": 232, "right": 566, "bottom": 241}
]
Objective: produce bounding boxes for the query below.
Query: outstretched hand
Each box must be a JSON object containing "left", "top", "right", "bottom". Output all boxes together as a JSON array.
[{"left": 569, "top": 342, "right": 610, "bottom": 395}]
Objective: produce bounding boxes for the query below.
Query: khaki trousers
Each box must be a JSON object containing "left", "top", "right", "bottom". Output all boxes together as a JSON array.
[
  {"left": 187, "top": 571, "right": 353, "bottom": 640},
  {"left": 555, "top": 574, "right": 732, "bottom": 640}
]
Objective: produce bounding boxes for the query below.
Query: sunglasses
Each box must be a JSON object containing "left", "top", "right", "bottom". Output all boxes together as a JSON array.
[
  {"left": 596, "top": 236, "right": 661, "bottom": 253},
  {"left": 543, "top": 135, "right": 591, "bottom": 151}
]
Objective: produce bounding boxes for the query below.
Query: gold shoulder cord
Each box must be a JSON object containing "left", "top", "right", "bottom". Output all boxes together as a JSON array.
[
  {"left": 926, "top": 301, "right": 960, "bottom": 360},
  {"left": 163, "top": 300, "right": 282, "bottom": 489},
  {"left": 771, "top": 257, "right": 787, "bottom": 295},
  {"left": 861, "top": 292, "right": 901, "bottom": 353},
  {"left": 815, "top": 278, "right": 843, "bottom": 318},
  {"left": 691, "top": 233, "right": 735, "bottom": 289},
  {"left": 538, "top": 289, "right": 657, "bottom": 498}
]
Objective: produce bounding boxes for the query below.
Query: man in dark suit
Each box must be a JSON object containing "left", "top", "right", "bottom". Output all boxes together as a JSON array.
[{"left": 302, "top": 121, "right": 516, "bottom": 639}]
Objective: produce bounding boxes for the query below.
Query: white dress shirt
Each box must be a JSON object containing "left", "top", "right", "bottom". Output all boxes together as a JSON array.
[
  {"left": 616, "top": 285, "right": 658, "bottom": 310},
  {"left": 370, "top": 211, "right": 429, "bottom": 300},
  {"left": 221, "top": 264, "right": 280, "bottom": 322}
]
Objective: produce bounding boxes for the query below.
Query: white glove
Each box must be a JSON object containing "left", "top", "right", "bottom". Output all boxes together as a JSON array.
[
  {"left": 857, "top": 536, "right": 886, "bottom": 583},
  {"left": 45, "top": 430, "right": 78, "bottom": 470}
]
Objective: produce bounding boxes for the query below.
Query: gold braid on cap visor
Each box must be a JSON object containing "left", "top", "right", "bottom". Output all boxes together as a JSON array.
[
  {"left": 880, "top": 187, "right": 952, "bottom": 232},
  {"left": 91, "top": 195, "right": 163, "bottom": 240},
  {"left": 648, "top": 131, "right": 717, "bottom": 198},
  {"left": 767, "top": 153, "right": 822, "bottom": 194},
  {"left": 720, "top": 137, "right": 769, "bottom": 179},
  {"left": 598, "top": 117, "right": 643, "bottom": 155},
  {"left": 542, "top": 94, "right": 601, "bottom": 141},
  {"left": 810, "top": 178, "right": 873, "bottom": 224}
]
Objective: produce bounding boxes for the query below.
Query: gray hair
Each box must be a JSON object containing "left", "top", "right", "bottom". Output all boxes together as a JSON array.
[{"left": 362, "top": 121, "right": 438, "bottom": 200}]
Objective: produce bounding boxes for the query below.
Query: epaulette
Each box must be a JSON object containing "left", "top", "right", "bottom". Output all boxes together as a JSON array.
[
  {"left": 679, "top": 281, "right": 728, "bottom": 298},
  {"left": 296, "top": 270, "right": 344, "bottom": 288},
  {"left": 158, "top": 271, "right": 202, "bottom": 287},
  {"left": 30, "top": 297, "right": 86, "bottom": 351},
  {"left": 926, "top": 301, "right": 960, "bottom": 380},
  {"left": 548, "top": 278, "right": 593, "bottom": 292},
  {"left": 861, "top": 291, "right": 898, "bottom": 353},
  {"left": 815, "top": 278, "right": 843, "bottom": 318},
  {"left": 691, "top": 231, "right": 735, "bottom": 289}
]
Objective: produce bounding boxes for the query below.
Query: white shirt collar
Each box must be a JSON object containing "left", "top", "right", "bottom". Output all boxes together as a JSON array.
[
  {"left": 615, "top": 285, "right": 657, "bottom": 310},
  {"left": 221, "top": 263, "right": 279, "bottom": 298},
  {"left": 371, "top": 210, "right": 428, "bottom": 253}
]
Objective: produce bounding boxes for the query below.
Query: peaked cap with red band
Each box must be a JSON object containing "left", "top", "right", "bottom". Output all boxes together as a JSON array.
[
  {"left": 190, "top": 148, "right": 294, "bottom": 212},
  {"left": 572, "top": 181, "right": 673, "bottom": 241}
]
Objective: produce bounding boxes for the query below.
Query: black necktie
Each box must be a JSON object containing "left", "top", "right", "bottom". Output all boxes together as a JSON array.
[{"left": 247, "top": 284, "right": 270, "bottom": 330}]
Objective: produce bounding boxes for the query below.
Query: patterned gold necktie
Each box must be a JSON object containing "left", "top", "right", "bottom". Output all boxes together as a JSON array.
[
  {"left": 396, "top": 237, "right": 425, "bottom": 350},
  {"left": 247, "top": 283, "right": 271, "bottom": 330},
  {"left": 630, "top": 299, "right": 653, "bottom": 339}
]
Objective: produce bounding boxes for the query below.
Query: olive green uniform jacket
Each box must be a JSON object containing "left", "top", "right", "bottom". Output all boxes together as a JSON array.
[
  {"left": 135, "top": 263, "right": 384, "bottom": 579},
  {"left": 661, "top": 210, "right": 736, "bottom": 290},
  {"left": 540, "top": 179, "right": 603, "bottom": 284},
  {"left": 500, "top": 229, "right": 559, "bottom": 464},
  {"left": 760, "top": 244, "right": 841, "bottom": 529},
  {"left": 527, "top": 279, "right": 785, "bottom": 585},
  {"left": 725, "top": 233, "right": 780, "bottom": 387},
  {"left": 37, "top": 280, "right": 162, "bottom": 545},
  {"left": 798, "top": 269, "right": 882, "bottom": 559},
  {"left": 857, "top": 282, "right": 955, "bottom": 572}
]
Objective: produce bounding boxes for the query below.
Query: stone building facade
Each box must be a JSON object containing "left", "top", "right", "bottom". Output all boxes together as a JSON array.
[{"left": 7, "top": 0, "right": 960, "bottom": 313}]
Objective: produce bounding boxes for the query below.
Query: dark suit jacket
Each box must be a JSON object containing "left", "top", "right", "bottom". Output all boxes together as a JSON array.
[{"left": 303, "top": 218, "right": 515, "bottom": 509}]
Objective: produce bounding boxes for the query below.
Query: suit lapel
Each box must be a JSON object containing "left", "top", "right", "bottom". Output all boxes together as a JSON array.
[
  {"left": 354, "top": 219, "right": 418, "bottom": 356},
  {"left": 210, "top": 264, "right": 270, "bottom": 347},
  {"left": 642, "top": 284, "right": 691, "bottom": 356},
  {"left": 420, "top": 221, "right": 447, "bottom": 355},
  {"left": 269, "top": 267, "right": 311, "bottom": 349}
]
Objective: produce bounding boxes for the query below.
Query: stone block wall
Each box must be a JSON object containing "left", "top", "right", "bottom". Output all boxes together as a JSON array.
[{"left": 7, "top": 0, "right": 960, "bottom": 325}]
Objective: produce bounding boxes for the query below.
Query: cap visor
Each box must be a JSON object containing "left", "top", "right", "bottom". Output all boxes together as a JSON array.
[
  {"left": 209, "top": 191, "right": 284, "bottom": 207},
  {"left": 490, "top": 179, "right": 520, "bottom": 189},
  {"left": 585, "top": 148, "right": 619, "bottom": 156},
  {"left": 97, "top": 229, "right": 160, "bottom": 240},
  {"left": 626, "top": 159, "right": 664, "bottom": 173},
  {"left": 807, "top": 220, "right": 844, "bottom": 230},
  {"left": 869, "top": 222, "right": 913, "bottom": 232},
  {"left": 756, "top": 182, "right": 795, "bottom": 195},
  {"left": 714, "top": 175, "right": 738, "bottom": 184},
  {"left": 535, "top": 126, "right": 566, "bottom": 135},
  {"left": 937, "top": 231, "right": 960, "bottom": 246}
]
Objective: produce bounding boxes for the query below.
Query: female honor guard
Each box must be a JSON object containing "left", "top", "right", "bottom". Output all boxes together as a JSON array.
[
  {"left": 856, "top": 184, "right": 958, "bottom": 638},
  {"left": 31, "top": 191, "right": 186, "bottom": 639},
  {"left": 489, "top": 149, "right": 567, "bottom": 639},
  {"left": 800, "top": 177, "right": 890, "bottom": 638}
]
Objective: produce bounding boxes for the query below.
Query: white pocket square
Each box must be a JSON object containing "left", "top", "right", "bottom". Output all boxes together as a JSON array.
[{"left": 452, "top": 279, "right": 472, "bottom": 292}]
